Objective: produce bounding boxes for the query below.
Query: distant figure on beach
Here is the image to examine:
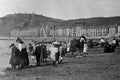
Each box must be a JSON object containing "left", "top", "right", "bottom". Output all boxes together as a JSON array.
[
  {"left": 41, "top": 43, "right": 47, "bottom": 62},
  {"left": 100, "top": 37, "right": 105, "bottom": 47},
  {"left": 34, "top": 42, "right": 41, "bottom": 66},
  {"left": 9, "top": 43, "right": 20, "bottom": 70},
  {"left": 40, "top": 42, "right": 46, "bottom": 62},
  {"left": 79, "top": 34, "right": 87, "bottom": 56},
  {"left": 28, "top": 43, "right": 35, "bottom": 66},
  {"left": 111, "top": 38, "right": 117, "bottom": 52},
  {"left": 49, "top": 44, "right": 59, "bottom": 66},
  {"left": 82, "top": 42, "right": 88, "bottom": 55},
  {"left": 16, "top": 37, "right": 29, "bottom": 69},
  {"left": 80, "top": 34, "right": 87, "bottom": 42},
  {"left": 104, "top": 41, "right": 111, "bottom": 53}
]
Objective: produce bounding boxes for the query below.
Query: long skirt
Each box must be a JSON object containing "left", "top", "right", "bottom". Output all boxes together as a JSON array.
[
  {"left": 9, "top": 54, "right": 20, "bottom": 66},
  {"left": 20, "top": 48, "right": 29, "bottom": 67}
]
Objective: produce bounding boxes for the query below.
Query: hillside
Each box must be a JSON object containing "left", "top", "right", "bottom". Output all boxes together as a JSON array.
[
  {"left": 61, "top": 16, "right": 120, "bottom": 26},
  {"left": 0, "top": 13, "right": 120, "bottom": 36},
  {"left": 0, "top": 13, "right": 63, "bottom": 36}
]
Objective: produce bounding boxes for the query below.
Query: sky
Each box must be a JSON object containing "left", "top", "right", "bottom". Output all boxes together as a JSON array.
[{"left": 0, "top": 0, "right": 120, "bottom": 20}]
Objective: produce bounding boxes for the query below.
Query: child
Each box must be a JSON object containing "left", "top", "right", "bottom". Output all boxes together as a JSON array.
[
  {"left": 83, "top": 42, "right": 88, "bottom": 56},
  {"left": 76, "top": 42, "right": 88, "bottom": 58}
]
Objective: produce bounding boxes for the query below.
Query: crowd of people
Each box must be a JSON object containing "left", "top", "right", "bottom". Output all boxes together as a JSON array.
[
  {"left": 9, "top": 37, "right": 68, "bottom": 70},
  {"left": 99, "top": 37, "right": 119, "bottom": 53},
  {"left": 9, "top": 35, "right": 119, "bottom": 70}
]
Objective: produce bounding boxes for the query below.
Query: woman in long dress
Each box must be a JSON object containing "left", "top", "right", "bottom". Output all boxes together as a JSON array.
[
  {"left": 16, "top": 37, "right": 29, "bottom": 68},
  {"left": 9, "top": 43, "right": 20, "bottom": 70},
  {"left": 49, "top": 44, "right": 59, "bottom": 66}
]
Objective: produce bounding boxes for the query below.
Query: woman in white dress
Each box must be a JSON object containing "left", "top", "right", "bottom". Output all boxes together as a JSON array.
[{"left": 49, "top": 44, "right": 59, "bottom": 66}]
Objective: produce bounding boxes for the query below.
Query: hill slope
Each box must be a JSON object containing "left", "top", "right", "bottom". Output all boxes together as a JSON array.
[{"left": 0, "top": 13, "right": 120, "bottom": 36}]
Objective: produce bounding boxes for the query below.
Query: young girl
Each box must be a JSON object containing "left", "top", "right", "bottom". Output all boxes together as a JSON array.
[
  {"left": 76, "top": 42, "right": 88, "bottom": 58},
  {"left": 83, "top": 42, "right": 88, "bottom": 56}
]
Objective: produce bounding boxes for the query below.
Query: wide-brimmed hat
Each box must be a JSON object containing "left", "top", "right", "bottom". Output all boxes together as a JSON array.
[
  {"left": 10, "top": 43, "right": 15, "bottom": 48},
  {"left": 16, "top": 37, "right": 24, "bottom": 43}
]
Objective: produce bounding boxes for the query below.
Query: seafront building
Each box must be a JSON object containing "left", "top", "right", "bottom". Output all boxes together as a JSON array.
[{"left": 11, "top": 24, "right": 120, "bottom": 40}]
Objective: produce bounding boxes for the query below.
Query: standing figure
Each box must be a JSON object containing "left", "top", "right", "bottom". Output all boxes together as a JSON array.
[
  {"left": 82, "top": 42, "right": 88, "bottom": 56},
  {"left": 79, "top": 34, "right": 87, "bottom": 53},
  {"left": 111, "top": 38, "right": 117, "bottom": 52},
  {"left": 100, "top": 37, "right": 105, "bottom": 47},
  {"left": 34, "top": 43, "right": 41, "bottom": 66},
  {"left": 70, "top": 38, "right": 80, "bottom": 55},
  {"left": 40, "top": 42, "right": 44, "bottom": 62},
  {"left": 49, "top": 44, "right": 59, "bottom": 66},
  {"left": 28, "top": 43, "right": 35, "bottom": 66},
  {"left": 16, "top": 37, "right": 29, "bottom": 69},
  {"left": 104, "top": 41, "right": 111, "bottom": 53},
  {"left": 42, "top": 45, "right": 47, "bottom": 62},
  {"left": 9, "top": 43, "right": 20, "bottom": 70},
  {"left": 67, "top": 40, "right": 71, "bottom": 53},
  {"left": 88, "top": 39, "right": 94, "bottom": 48}
]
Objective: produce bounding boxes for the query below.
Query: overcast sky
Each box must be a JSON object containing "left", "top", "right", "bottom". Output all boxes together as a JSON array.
[{"left": 0, "top": 0, "right": 120, "bottom": 20}]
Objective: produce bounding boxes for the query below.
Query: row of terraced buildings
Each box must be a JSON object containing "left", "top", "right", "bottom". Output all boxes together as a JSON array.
[{"left": 11, "top": 24, "right": 120, "bottom": 40}]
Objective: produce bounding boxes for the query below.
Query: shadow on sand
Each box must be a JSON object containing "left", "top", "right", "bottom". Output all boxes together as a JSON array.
[{"left": 5, "top": 61, "right": 68, "bottom": 71}]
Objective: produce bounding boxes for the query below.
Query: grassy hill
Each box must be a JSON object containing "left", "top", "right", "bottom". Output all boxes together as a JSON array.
[{"left": 0, "top": 13, "right": 120, "bottom": 36}]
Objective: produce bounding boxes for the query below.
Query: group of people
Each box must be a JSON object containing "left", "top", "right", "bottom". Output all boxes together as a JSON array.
[
  {"left": 9, "top": 37, "right": 29, "bottom": 70},
  {"left": 100, "top": 37, "right": 119, "bottom": 53},
  {"left": 70, "top": 34, "right": 88, "bottom": 57},
  {"left": 9, "top": 37, "right": 68, "bottom": 70},
  {"left": 9, "top": 35, "right": 119, "bottom": 70}
]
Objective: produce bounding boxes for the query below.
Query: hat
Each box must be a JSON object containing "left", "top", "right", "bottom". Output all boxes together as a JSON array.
[
  {"left": 16, "top": 37, "right": 24, "bottom": 43},
  {"left": 10, "top": 43, "right": 15, "bottom": 48}
]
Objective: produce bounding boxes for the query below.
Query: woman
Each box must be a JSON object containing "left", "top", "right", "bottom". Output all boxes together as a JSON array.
[
  {"left": 9, "top": 43, "right": 20, "bottom": 70},
  {"left": 28, "top": 43, "right": 35, "bottom": 66},
  {"left": 16, "top": 37, "right": 29, "bottom": 68},
  {"left": 49, "top": 44, "right": 59, "bottom": 66}
]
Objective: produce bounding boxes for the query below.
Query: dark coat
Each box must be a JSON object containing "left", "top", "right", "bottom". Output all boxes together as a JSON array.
[
  {"left": 20, "top": 48, "right": 29, "bottom": 66},
  {"left": 42, "top": 45, "right": 47, "bottom": 59},
  {"left": 104, "top": 42, "right": 111, "bottom": 53},
  {"left": 34, "top": 45, "right": 41, "bottom": 56},
  {"left": 9, "top": 46, "right": 20, "bottom": 65},
  {"left": 34, "top": 45, "right": 41, "bottom": 63}
]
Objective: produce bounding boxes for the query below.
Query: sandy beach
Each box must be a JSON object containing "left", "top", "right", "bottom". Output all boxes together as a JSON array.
[{"left": 0, "top": 40, "right": 120, "bottom": 80}]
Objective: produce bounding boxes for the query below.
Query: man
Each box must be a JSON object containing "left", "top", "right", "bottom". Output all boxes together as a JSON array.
[{"left": 34, "top": 42, "right": 41, "bottom": 66}]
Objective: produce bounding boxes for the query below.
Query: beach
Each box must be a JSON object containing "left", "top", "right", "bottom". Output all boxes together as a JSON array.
[{"left": 0, "top": 40, "right": 120, "bottom": 80}]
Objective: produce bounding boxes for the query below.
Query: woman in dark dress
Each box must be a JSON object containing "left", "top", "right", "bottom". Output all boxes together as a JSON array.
[
  {"left": 9, "top": 43, "right": 20, "bottom": 70},
  {"left": 104, "top": 41, "right": 111, "bottom": 53},
  {"left": 16, "top": 37, "right": 29, "bottom": 68},
  {"left": 42, "top": 45, "right": 47, "bottom": 62}
]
